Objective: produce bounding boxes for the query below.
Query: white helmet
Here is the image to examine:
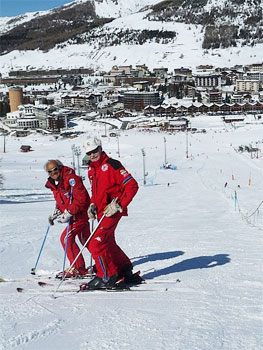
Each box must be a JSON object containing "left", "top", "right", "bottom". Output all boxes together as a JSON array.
[{"left": 84, "top": 137, "right": 102, "bottom": 153}]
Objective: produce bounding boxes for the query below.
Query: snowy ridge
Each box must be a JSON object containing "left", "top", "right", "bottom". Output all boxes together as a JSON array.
[
  {"left": 93, "top": 0, "right": 161, "bottom": 17},
  {"left": 0, "top": 10, "right": 51, "bottom": 34},
  {"left": 0, "top": 0, "right": 159, "bottom": 34}
]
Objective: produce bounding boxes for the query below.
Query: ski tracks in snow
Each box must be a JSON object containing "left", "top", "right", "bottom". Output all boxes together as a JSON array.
[
  {"left": 0, "top": 289, "right": 64, "bottom": 350},
  {"left": 1, "top": 319, "right": 63, "bottom": 349},
  {"left": 0, "top": 189, "right": 52, "bottom": 204}
]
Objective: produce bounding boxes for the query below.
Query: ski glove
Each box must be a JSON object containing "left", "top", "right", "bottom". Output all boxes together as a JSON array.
[
  {"left": 57, "top": 209, "right": 72, "bottom": 223},
  {"left": 87, "top": 203, "right": 97, "bottom": 219},
  {"left": 104, "top": 198, "right": 123, "bottom": 217},
  {"left": 48, "top": 208, "right": 62, "bottom": 226}
]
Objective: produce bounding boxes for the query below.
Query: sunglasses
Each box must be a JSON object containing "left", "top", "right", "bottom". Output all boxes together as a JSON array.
[
  {"left": 47, "top": 166, "right": 59, "bottom": 174},
  {"left": 86, "top": 146, "right": 100, "bottom": 156}
]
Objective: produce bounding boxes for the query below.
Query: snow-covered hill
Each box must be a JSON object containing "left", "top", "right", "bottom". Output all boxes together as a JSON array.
[
  {"left": 1, "top": 116, "right": 263, "bottom": 349},
  {"left": 0, "top": 0, "right": 262, "bottom": 75},
  {"left": 0, "top": 0, "right": 160, "bottom": 34}
]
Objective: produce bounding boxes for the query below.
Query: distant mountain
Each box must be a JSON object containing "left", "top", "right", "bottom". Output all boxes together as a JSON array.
[
  {"left": 147, "top": 0, "right": 263, "bottom": 49},
  {"left": 0, "top": 1, "right": 105, "bottom": 54},
  {"left": 0, "top": 0, "right": 262, "bottom": 73}
]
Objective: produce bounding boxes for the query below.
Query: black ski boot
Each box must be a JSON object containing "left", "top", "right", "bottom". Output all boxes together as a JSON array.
[
  {"left": 80, "top": 274, "right": 128, "bottom": 291},
  {"left": 120, "top": 265, "right": 144, "bottom": 285},
  {"left": 85, "top": 276, "right": 105, "bottom": 290},
  {"left": 105, "top": 274, "right": 128, "bottom": 290}
]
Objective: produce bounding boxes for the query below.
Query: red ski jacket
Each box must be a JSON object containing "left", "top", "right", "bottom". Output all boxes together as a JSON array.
[
  {"left": 87, "top": 152, "right": 138, "bottom": 217},
  {"left": 45, "top": 166, "right": 90, "bottom": 222}
]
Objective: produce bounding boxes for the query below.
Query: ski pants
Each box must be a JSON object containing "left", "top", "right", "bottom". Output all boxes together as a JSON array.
[
  {"left": 60, "top": 220, "right": 90, "bottom": 270},
  {"left": 88, "top": 213, "right": 131, "bottom": 279}
]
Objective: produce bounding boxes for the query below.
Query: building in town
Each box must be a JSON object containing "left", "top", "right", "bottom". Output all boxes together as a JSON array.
[
  {"left": 236, "top": 79, "right": 260, "bottom": 93},
  {"left": 123, "top": 91, "right": 160, "bottom": 111}
]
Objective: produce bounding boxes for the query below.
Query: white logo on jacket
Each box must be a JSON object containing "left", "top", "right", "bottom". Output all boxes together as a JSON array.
[{"left": 101, "top": 164, "right": 108, "bottom": 172}]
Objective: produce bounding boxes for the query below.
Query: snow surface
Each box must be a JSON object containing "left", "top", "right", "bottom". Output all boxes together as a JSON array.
[{"left": 1, "top": 116, "right": 263, "bottom": 349}]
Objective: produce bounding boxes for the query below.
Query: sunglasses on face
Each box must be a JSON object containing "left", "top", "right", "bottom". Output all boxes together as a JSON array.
[
  {"left": 86, "top": 146, "right": 100, "bottom": 156},
  {"left": 47, "top": 166, "right": 59, "bottom": 174}
]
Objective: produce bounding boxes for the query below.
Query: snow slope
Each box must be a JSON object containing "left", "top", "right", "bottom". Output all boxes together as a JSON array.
[{"left": 0, "top": 116, "right": 263, "bottom": 349}]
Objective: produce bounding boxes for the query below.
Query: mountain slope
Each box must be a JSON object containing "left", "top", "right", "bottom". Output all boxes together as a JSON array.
[
  {"left": 0, "top": 0, "right": 262, "bottom": 73},
  {"left": 0, "top": 1, "right": 108, "bottom": 54},
  {"left": 1, "top": 0, "right": 262, "bottom": 54},
  {"left": 147, "top": 0, "right": 263, "bottom": 48}
]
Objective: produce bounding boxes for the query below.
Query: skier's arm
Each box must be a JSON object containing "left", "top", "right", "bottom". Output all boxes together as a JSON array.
[
  {"left": 113, "top": 165, "right": 138, "bottom": 210},
  {"left": 118, "top": 172, "right": 138, "bottom": 210},
  {"left": 67, "top": 176, "right": 90, "bottom": 215}
]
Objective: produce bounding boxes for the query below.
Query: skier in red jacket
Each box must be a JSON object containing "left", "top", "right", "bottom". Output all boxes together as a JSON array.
[
  {"left": 84, "top": 137, "right": 142, "bottom": 289},
  {"left": 45, "top": 160, "right": 91, "bottom": 278}
]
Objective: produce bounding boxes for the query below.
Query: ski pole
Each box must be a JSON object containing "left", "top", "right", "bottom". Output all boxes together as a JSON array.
[
  {"left": 53, "top": 214, "right": 105, "bottom": 297},
  {"left": 61, "top": 221, "right": 71, "bottom": 275},
  {"left": 89, "top": 219, "right": 95, "bottom": 277},
  {"left": 31, "top": 225, "right": 50, "bottom": 275},
  {"left": 61, "top": 181, "right": 74, "bottom": 274}
]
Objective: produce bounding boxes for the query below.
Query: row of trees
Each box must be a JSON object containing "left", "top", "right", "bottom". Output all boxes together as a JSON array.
[{"left": 68, "top": 28, "right": 177, "bottom": 48}]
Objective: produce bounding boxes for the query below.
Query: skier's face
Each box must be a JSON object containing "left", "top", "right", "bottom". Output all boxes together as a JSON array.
[
  {"left": 46, "top": 161, "right": 60, "bottom": 180},
  {"left": 87, "top": 146, "right": 102, "bottom": 162}
]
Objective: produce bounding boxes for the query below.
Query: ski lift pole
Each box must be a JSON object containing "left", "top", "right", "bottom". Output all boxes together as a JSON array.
[
  {"left": 164, "top": 137, "right": 167, "bottom": 166},
  {"left": 71, "top": 144, "right": 76, "bottom": 170},
  {"left": 141, "top": 148, "right": 146, "bottom": 185},
  {"left": 74, "top": 146, "right": 81, "bottom": 176},
  {"left": 53, "top": 214, "right": 105, "bottom": 297},
  {"left": 234, "top": 191, "right": 237, "bottom": 211},
  {"left": 31, "top": 225, "right": 50, "bottom": 275}
]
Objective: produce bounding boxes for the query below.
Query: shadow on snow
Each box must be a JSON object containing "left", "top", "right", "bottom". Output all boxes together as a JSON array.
[
  {"left": 132, "top": 251, "right": 184, "bottom": 267},
  {"left": 132, "top": 251, "right": 231, "bottom": 279}
]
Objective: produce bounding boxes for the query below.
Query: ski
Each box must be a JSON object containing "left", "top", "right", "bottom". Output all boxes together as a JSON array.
[
  {"left": 0, "top": 273, "right": 94, "bottom": 284},
  {"left": 14, "top": 280, "right": 167, "bottom": 294},
  {"left": 15, "top": 285, "right": 161, "bottom": 294},
  {"left": 145, "top": 279, "right": 181, "bottom": 284},
  {"left": 3, "top": 276, "right": 181, "bottom": 286}
]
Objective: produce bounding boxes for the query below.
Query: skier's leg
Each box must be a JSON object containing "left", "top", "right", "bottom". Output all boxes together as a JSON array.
[
  {"left": 77, "top": 222, "right": 90, "bottom": 248},
  {"left": 88, "top": 214, "right": 131, "bottom": 279},
  {"left": 109, "top": 234, "right": 132, "bottom": 271},
  {"left": 60, "top": 223, "right": 86, "bottom": 270}
]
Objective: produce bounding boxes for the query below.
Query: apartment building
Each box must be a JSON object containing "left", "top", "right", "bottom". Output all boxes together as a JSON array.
[
  {"left": 236, "top": 79, "right": 260, "bottom": 93},
  {"left": 194, "top": 74, "right": 221, "bottom": 88},
  {"left": 123, "top": 91, "right": 160, "bottom": 111}
]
